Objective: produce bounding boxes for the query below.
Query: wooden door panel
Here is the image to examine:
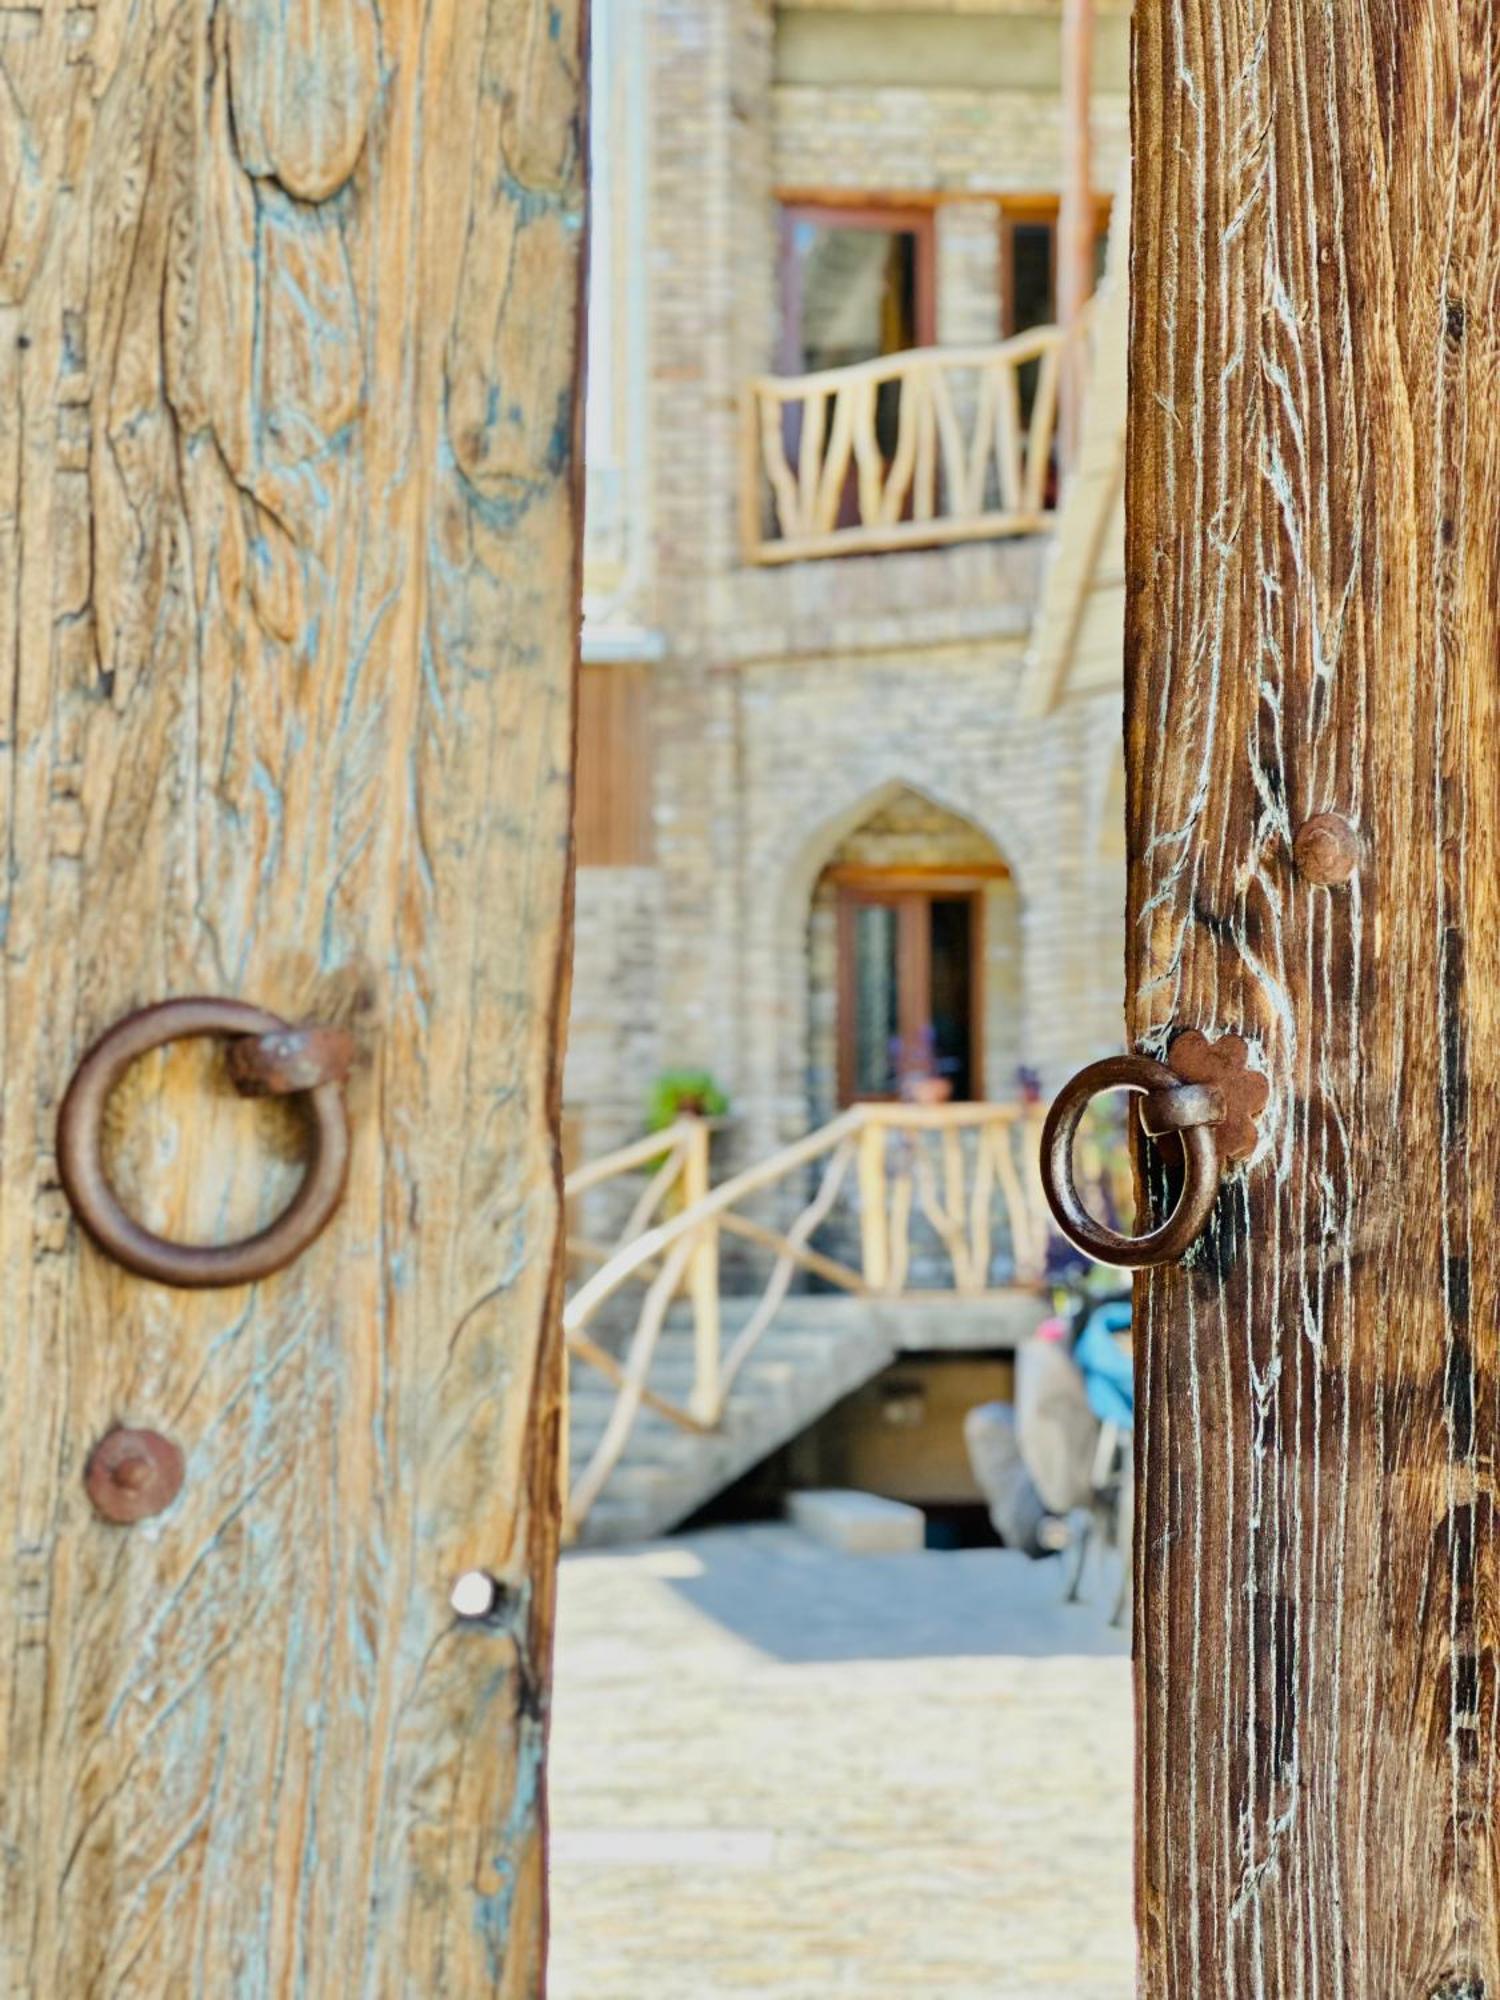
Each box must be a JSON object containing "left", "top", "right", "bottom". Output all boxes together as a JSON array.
[
  {"left": 835, "top": 883, "right": 985, "bottom": 1103},
  {"left": 0, "top": 3, "right": 583, "bottom": 1991},
  {"left": 1132, "top": 5, "right": 1499, "bottom": 1990}
]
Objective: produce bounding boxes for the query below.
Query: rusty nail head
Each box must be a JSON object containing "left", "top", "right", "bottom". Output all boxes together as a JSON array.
[
  {"left": 226, "top": 1024, "right": 356, "bottom": 1098},
  {"left": 1293, "top": 814, "right": 1360, "bottom": 887},
  {"left": 85, "top": 1428, "right": 185, "bottom": 1525}
]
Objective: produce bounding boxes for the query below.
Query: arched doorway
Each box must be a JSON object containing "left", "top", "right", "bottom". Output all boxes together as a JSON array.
[{"left": 806, "top": 787, "right": 1022, "bottom": 1126}]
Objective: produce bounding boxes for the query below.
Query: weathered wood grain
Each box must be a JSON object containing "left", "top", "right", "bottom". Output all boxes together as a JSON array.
[
  {"left": 0, "top": 0, "right": 584, "bottom": 1990},
  {"left": 1130, "top": 3, "right": 1500, "bottom": 1990}
]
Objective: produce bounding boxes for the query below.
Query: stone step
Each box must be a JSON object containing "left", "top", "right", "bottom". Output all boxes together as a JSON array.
[
  {"left": 567, "top": 1286, "right": 1050, "bottom": 1547},
  {"left": 787, "top": 1488, "right": 927, "bottom": 1555},
  {"left": 571, "top": 1362, "right": 874, "bottom": 1440},
  {"left": 569, "top": 1367, "right": 834, "bottom": 1453},
  {"left": 664, "top": 1293, "right": 872, "bottom": 1323},
  {"left": 593, "top": 1461, "right": 684, "bottom": 1497},
  {"left": 569, "top": 1324, "right": 859, "bottom": 1396},
  {"left": 573, "top": 1497, "right": 660, "bottom": 1546},
  {"left": 569, "top": 1435, "right": 697, "bottom": 1476},
  {"left": 574, "top": 1328, "right": 898, "bottom": 1548}
]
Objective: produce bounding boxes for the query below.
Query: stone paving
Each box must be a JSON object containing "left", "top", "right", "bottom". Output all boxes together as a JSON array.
[{"left": 548, "top": 1524, "right": 1134, "bottom": 1999}]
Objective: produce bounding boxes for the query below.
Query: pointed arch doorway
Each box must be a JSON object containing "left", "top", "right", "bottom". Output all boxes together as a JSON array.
[{"left": 806, "top": 787, "right": 1021, "bottom": 1122}]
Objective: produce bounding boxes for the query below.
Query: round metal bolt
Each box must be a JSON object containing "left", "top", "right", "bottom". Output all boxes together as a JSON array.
[
  {"left": 1293, "top": 813, "right": 1360, "bottom": 887},
  {"left": 85, "top": 1428, "right": 185, "bottom": 1525}
]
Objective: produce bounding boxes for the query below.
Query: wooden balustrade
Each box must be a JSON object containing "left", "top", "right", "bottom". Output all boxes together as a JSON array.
[
  {"left": 741, "top": 331, "right": 1075, "bottom": 565},
  {"left": 561, "top": 1101, "right": 1053, "bottom": 1539}
]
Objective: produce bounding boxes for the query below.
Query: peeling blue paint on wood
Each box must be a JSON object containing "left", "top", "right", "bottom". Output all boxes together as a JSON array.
[{"left": 0, "top": 0, "right": 583, "bottom": 1991}]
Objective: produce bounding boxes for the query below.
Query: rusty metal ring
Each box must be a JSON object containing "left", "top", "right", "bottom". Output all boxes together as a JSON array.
[
  {"left": 1040, "top": 1054, "right": 1222, "bottom": 1270},
  {"left": 57, "top": 998, "right": 351, "bottom": 1289}
]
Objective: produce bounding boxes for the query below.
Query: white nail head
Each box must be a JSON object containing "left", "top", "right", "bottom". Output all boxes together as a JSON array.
[{"left": 450, "top": 1570, "right": 500, "bottom": 1620}]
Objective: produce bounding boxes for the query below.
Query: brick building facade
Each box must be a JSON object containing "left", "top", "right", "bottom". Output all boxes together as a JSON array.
[{"left": 571, "top": 0, "right": 1131, "bottom": 1173}]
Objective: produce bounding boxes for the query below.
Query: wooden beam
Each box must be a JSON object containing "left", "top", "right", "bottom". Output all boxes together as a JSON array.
[
  {"left": 681, "top": 1120, "right": 722, "bottom": 1422},
  {"left": 1057, "top": 0, "right": 1095, "bottom": 463},
  {"left": 566, "top": 1336, "right": 714, "bottom": 1436},
  {"left": 1058, "top": 0, "right": 1095, "bottom": 331},
  {"left": 1132, "top": 3, "right": 1500, "bottom": 1986},
  {"left": 717, "top": 1212, "right": 869, "bottom": 1295}
]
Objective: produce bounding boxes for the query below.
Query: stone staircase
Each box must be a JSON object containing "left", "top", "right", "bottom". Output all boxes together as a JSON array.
[
  {"left": 568, "top": 1297, "right": 895, "bottom": 1547},
  {"left": 567, "top": 1291, "right": 1048, "bottom": 1547}
]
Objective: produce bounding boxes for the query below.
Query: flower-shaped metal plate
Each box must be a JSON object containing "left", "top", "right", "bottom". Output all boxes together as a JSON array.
[{"left": 1163, "top": 1030, "right": 1269, "bottom": 1164}]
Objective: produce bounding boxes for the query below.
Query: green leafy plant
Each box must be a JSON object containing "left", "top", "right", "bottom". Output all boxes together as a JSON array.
[{"left": 647, "top": 1069, "right": 729, "bottom": 1132}]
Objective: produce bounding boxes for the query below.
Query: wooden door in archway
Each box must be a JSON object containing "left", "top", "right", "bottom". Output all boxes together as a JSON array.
[{"left": 835, "top": 874, "right": 986, "bottom": 1104}]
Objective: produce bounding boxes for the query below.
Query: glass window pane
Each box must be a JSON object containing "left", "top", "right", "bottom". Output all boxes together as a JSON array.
[
  {"left": 929, "top": 897, "right": 974, "bottom": 1100},
  {"left": 851, "top": 903, "right": 901, "bottom": 1096},
  {"left": 1010, "top": 221, "right": 1055, "bottom": 333},
  {"left": 789, "top": 225, "right": 918, "bottom": 374},
  {"left": 1010, "top": 220, "right": 1055, "bottom": 426}
]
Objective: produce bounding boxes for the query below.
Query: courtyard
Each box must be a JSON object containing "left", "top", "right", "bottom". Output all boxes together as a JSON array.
[{"left": 548, "top": 1524, "right": 1134, "bottom": 1998}]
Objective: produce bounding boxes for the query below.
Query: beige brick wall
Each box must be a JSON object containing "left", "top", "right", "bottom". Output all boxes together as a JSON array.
[
  {"left": 566, "top": 0, "right": 1128, "bottom": 1172},
  {"left": 564, "top": 634, "right": 1125, "bottom": 1164},
  {"left": 937, "top": 201, "right": 1004, "bottom": 345},
  {"left": 773, "top": 84, "right": 1130, "bottom": 197},
  {"left": 568, "top": 869, "right": 665, "bottom": 1159},
  {"left": 725, "top": 641, "right": 1121, "bottom": 1161}
]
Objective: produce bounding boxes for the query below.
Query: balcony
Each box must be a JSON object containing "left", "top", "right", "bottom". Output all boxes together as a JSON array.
[{"left": 741, "top": 328, "right": 1076, "bottom": 567}]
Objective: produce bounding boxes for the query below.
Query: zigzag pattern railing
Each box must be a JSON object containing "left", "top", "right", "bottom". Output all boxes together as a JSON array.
[
  {"left": 561, "top": 1101, "right": 1052, "bottom": 1538},
  {"left": 742, "top": 329, "right": 1084, "bottom": 565}
]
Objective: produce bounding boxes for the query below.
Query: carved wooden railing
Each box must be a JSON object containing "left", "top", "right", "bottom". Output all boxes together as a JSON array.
[
  {"left": 741, "top": 330, "right": 1074, "bottom": 565},
  {"left": 562, "top": 1101, "right": 1051, "bottom": 1538}
]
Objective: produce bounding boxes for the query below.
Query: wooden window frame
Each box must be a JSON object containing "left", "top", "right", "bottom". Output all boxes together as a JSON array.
[
  {"left": 998, "top": 192, "right": 1114, "bottom": 336},
  {"left": 775, "top": 196, "right": 939, "bottom": 375},
  {"left": 834, "top": 871, "right": 990, "bottom": 1106}
]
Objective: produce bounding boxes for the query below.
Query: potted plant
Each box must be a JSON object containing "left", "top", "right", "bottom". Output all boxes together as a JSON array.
[{"left": 646, "top": 1069, "right": 730, "bottom": 1133}]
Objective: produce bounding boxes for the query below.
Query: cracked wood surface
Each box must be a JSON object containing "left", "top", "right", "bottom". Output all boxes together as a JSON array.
[
  {"left": 1131, "top": 4, "right": 1500, "bottom": 1992},
  {"left": 0, "top": 1, "right": 583, "bottom": 1991}
]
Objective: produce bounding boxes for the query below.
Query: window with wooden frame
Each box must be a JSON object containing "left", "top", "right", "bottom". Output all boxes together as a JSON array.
[
  {"left": 998, "top": 193, "right": 1114, "bottom": 338},
  {"left": 834, "top": 868, "right": 996, "bottom": 1105},
  {"left": 776, "top": 198, "right": 938, "bottom": 377},
  {"left": 575, "top": 661, "right": 653, "bottom": 867},
  {"left": 775, "top": 199, "right": 938, "bottom": 533}
]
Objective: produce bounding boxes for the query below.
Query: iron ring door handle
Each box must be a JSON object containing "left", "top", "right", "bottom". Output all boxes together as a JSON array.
[
  {"left": 1040, "top": 1053, "right": 1224, "bottom": 1269},
  {"left": 57, "top": 998, "right": 352, "bottom": 1289}
]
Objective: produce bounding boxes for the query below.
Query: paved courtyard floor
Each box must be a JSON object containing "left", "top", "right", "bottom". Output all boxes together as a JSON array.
[{"left": 548, "top": 1523, "right": 1134, "bottom": 1999}]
